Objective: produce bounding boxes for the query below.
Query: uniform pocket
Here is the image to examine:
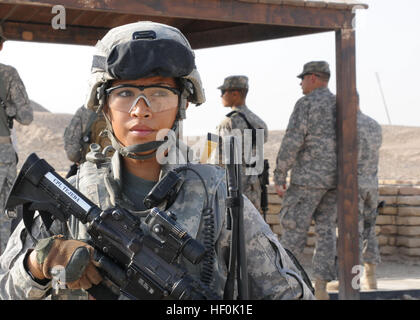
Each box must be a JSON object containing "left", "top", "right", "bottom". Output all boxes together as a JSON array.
[{"left": 259, "top": 231, "right": 309, "bottom": 299}]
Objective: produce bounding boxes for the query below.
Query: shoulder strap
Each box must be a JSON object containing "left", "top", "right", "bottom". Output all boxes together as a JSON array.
[
  {"left": 226, "top": 110, "right": 256, "bottom": 130},
  {"left": 79, "top": 111, "right": 99, "bottom": 158},
  {"left": 226, "top": 110, "right": 256, "bottom": 145},
  {"left": 80, "top": 111, "right": 98, "bottom": 143}
]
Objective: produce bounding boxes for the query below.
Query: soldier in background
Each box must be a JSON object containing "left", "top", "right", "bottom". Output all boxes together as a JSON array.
[
  {"left": 273, "top": 61, "right": 337, "bottom": 300},
  {"left": 327, "top": 93, "right": 383, "bottom": 293},
  {"left": 0, "top": 30, "right": 33, "bottom": 254},
  {"left": 216, "top": 76, "right": 268, "bottom": 212},
  {"left": 356, "top": 93, "right": 382, "bottom": 290},
  {"left": 63, "top": 105, "right": 111, "bottom": 177}
]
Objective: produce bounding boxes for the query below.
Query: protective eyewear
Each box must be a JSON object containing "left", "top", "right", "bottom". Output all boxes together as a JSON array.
[{"left": 106, "top": 84, "right": 180, "bottom": 113}]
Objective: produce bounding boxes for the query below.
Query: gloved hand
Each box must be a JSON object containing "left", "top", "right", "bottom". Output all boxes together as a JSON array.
[{"left": 27, "top": 235, "right": 102, "bottom": 290}]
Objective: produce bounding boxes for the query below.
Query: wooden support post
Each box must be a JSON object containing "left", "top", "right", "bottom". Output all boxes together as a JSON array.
[{"left": 335, "top": 27, "right": 360, "bottom": 300}]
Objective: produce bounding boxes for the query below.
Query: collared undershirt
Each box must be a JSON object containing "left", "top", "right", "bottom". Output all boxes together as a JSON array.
[{"left": 121, "top": 167, "right": 157, "bottom": 211}]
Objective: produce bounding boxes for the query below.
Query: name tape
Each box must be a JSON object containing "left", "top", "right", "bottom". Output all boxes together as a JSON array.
[{"left": 44, "top": 172, "right": 92, "bottom": 212}]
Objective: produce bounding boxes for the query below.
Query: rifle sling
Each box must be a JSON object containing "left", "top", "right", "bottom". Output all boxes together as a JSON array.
[{"left": 225, "top": 196, "right": 241, "bottom": 208}]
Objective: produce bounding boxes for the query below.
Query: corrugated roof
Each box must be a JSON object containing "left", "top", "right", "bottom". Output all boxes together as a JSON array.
[{"left": 239, "top": 0, "right": 369, "bottom": 10}]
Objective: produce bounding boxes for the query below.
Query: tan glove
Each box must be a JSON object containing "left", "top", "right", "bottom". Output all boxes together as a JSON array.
[{"left": 28, "top": 235, "right": 102, "bottom": 290}]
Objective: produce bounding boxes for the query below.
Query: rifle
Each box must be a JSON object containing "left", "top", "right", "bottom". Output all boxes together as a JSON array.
[
  {"left": 259, "top": 159, "right": 270, "bottom": 221},
  {"left": 5, "top": 153, "right": 219, "bottom": 300},
  {"left": 223, "top": 136, "right": 249, "bottom": 300}
]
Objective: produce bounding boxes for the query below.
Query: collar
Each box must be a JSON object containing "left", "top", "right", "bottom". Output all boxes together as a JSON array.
[
  {"left": 308, "top": 87, "right": 330, "bottom": 95},
  {"left": 231, "top": 105, "right": 247, "bottom": 112}
]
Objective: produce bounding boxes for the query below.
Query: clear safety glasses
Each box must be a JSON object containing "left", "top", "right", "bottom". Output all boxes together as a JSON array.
[{"left": 106, "top": 84, "right": 180, "bottom": 113}]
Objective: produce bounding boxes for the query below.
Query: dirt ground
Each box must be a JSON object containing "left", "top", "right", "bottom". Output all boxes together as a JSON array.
[
  {"left": 14, "top": 112, "right": 420, "bottom": 181},
  {"left": 299, "top": 253, "right": 420, "bottom": 299}
]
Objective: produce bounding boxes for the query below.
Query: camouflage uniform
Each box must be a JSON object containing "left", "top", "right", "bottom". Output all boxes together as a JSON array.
[
  {"left": 357, "top": 110, "right": 382, "bottom": 265},
  {"left": 63, "top": 105, "right": 110, "bottom": 164},
  {"left": 273, "top": 61, "right": 337, "bottom": 281},
  {"left": 0, "top": 63, "right": 33, "bottom": 255},
  {"left": 217, "top": 76, "right": 268, "bottom": 212},
  {"left": 0, "top": 142, "right": 314, "bottom": 300}
]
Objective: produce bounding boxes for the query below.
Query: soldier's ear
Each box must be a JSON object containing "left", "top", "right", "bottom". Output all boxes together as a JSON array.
[
  {"left": 311, "top": 74, "right": 320, "bottom": 85},
  {"left": 230, "top": 90, "right": 239, "bottom": 99}
]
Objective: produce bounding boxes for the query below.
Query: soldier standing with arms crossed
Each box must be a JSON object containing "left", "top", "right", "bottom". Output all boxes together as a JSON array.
[
  {"left": 0, "top": 30, "right": 33, "bottom": 254},
  {"left": 217, "top": 76, "right": 268, "bottom": 213},
  {"left": 274, "top": 61, "right": 337, "bottom": 300}
]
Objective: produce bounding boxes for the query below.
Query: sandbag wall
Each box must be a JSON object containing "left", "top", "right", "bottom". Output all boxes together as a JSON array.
[{"left": 265, "top": 182, "right": 420, "bottom": 260}]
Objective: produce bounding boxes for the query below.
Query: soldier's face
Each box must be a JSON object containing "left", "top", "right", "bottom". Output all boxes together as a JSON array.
[
  {"left": 300, "top": 74, "right": 315, "bottom": 95},
  {"left": 105, "top": 76, "right": 179, "bottom": 149}
]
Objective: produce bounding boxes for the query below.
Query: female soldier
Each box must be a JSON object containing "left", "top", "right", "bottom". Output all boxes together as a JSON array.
[{"left": 0, "top": 21, "right": 314, "bottom": 300}]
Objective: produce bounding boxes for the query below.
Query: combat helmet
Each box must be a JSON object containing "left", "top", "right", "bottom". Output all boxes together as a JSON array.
[{"left": 85, "top": 21, "right": 205, "bottom": 160}]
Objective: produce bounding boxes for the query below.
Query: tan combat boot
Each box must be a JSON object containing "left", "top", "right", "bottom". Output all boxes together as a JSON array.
[
  {"left": 326, "top": 280, "right": 339, "bottom": 291},
  {"left": 362, "top": 263, "right": 378, "bottom": 290},
  {"left": 315, "top": 279, "right": 330, "bottom": 300}
]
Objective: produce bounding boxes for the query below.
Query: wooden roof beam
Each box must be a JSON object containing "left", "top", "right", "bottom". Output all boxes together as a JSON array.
[
  {"left": 0, "top": 0, "right": 354, "bottom": 29},
  {"left": 187, "top": 24, "right": 329, "bottom": 49},
  {"left": 0, "top": 3, "right": 18, "bottom": 24}
]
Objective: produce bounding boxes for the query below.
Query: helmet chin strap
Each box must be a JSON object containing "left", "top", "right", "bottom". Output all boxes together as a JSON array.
[{"left": 100, "top": 86, "right": 188, "bottom": 160}]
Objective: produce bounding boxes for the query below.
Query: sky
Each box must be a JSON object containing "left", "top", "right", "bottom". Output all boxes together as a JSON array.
[{"left": 0, "top": 0, "right": 419, "bottom": 137}]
